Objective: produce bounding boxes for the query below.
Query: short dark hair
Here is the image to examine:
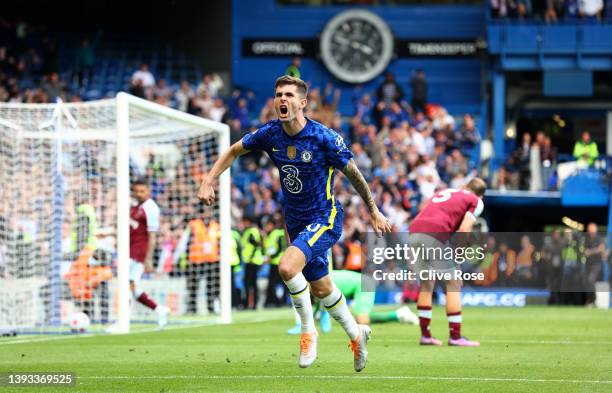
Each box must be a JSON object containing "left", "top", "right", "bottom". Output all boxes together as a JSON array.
[
  {"left": 465, "top": 177, "right": 486, "bottom": 198},
  {"left": 132, "top": 177, "right": 149, "bottom": 187},
  {"left": 274, "top": 75, "right": 308, "bottom": 99}
]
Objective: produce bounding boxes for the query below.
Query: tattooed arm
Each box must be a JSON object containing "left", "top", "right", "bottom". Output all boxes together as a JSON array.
[
  {"left": 342, "top": 159, "right": 391, "bottom": 235},
  {"left": 342, "top": 159, "right": 377, "bottom": 213}
]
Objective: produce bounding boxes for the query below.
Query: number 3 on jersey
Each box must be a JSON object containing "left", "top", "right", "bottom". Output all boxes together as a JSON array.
[{"left": 281, "top": 165, "right": 302, "bottom": 194}]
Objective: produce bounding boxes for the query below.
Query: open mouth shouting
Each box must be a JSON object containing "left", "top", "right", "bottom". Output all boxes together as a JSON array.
[{"left": 279, "top": 104, "right": 289, "bottom": 119}]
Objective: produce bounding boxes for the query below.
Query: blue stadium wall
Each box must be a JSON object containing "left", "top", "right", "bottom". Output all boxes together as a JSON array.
[{"left": 232, "top": 0, "right": 486, "bottom": 115}]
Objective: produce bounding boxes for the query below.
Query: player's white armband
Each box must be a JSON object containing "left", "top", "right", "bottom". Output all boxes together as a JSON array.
[{"left": 472, "top": 198, "right": 484, "bottom": 218}]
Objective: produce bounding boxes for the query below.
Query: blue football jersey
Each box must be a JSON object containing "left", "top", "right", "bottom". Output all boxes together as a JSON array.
[{"left": 242, "top": 118, "right": 353, "bottom": 232}]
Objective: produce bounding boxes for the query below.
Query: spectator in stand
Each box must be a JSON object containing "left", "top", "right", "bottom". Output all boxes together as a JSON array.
[
  {"left": 128, "top": 78, "right": 145, "bottom": 99},
  {"left": 490, "top": 0, "right": 509, "bottom": 18},
  {"left": 450, "top": 172, "right": 469, "bottom": 189},
  {"left": 232, "top": 97, "right": 250, "bottom": 129},
  {"left": 491, "top": 0, "right": 531, "bottom": 18},
  {"left": 565, "top": 0, "right": 581, "bottom": 19},
  {"left": 0, "top": 46, "right": 16, "bottom": 77},
  {"left": 421, "top": 123, "right": 435, "bottom": 157},
  {"left": 17, "top": 48, "right": 41, "bottom": 80},
  {"left": 540, "top": 136, "right": 557, "bottom": 190},
  {"left": 475, "top": 236, "right": 498, "bottom": 287},
  {"left": 365, "top": 124, "right": 385, "bottom": 168},
  {"left": 542, "top": 230, "right": 563, "bottom": 304},
  {"left": 175, "top": 80, "right": 194, "bottom": 112},
  {"left": 495, "top": 242, "right": 517, "bottom": 286},
  {"left": 580, "top": 0, "right": 604, "bottom": 21},
  {"left": 312, "top": 86, "right": 340, "bottom": 127},
  {"left": 546, "top": 0, "right": 563, "bottom": 22},
  {"left": 352, "top": 143, "right": 372, "bottom": 180},
  {"left": 517, "top": 0, "right": 532, "bottom": 17},
  {"left": 560, "top": 229, "right": 584, "bottom": 304},
  {"left": 42, "top": 71, "right": 68, "bottom": 101},
  {"left": 387, "top": 101, "right": 409, "bottom": 128},
  {"left": 446, "top": 148, "right": 468, "bottom": 181},
  {"left": 376, "top": 71, "right": 404, "bottom": 105},
  {"left": 491, "top": 164, "right": 517, "bottom": 191},
  {"left": 354, "top": 93, "right": 373, "bottom": 123},
  {"left": 194, "top": 89, "right": 214, "bottom": 118},
  {"left": 255, "top": 188, "right": 278, "bottom": 216},
  {"left": 516, "top": 235, "right": 535, "bottom": 282},
  {"left": 432, "top": 108, "right": 456, "bottom": 148},
  {"left": 455, "top": 114, "right": 481, "bottom": 153},
  {"left": 573, "top": 131, "right": 599, "bottom": 166},
  {"left": 407, "top": 124, "right": 426, "bottom": 156},
  {"left": 416, "top": 172, "right": 438, "bottom": 201},
  {"left": 285, "top": 57, "right": 301, "bottom": 79},
  {"left": 131, "top": 63, "right": 155, "bottom": 89},
  {"left": 512, "top": 132, "right": 532, "bottom": 190},
  {"left": 373, "top": 156, "right": 397, "bottom": 183},
  {"left": 582, "top": 222, "right": 606, "bottom": 306},
  {"left": 432, "top": 143, "right": 449, "bottom": 182},
  {"left": 208, "top": 98, "right": 227, "bottom": 123},
  {"left": 409, "top": 69, "right": 427, "bottom": 114},
  {"left": 259, "top": 98, "right": 276, "bottom": 124},
  {"left": 305, "top": 86, "right": 320, "bottom": 115},
  {"left": 74, "top": 35, "right": 99, "bottom": 89},
  {"left": 153, "top": 78, "right": 172, "bottom": 106},
  {"left": 196, "top": 73, "right": 223, "bottom": 98}
]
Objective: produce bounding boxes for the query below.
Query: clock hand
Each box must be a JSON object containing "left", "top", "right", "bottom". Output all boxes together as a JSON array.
[
  {"left": 334, "top": 35, "right": 350, "bottom": 46},
  {"left": 358, "top": 43, "right": 373, "bottom": 55},
  {"left": 351, "top": 41, "right": 373, "bottom": 55}
]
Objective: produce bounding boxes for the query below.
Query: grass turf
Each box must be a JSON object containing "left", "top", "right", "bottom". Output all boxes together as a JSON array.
[{"left": 1, "top": 306, "right": 611, "bottom": 393}]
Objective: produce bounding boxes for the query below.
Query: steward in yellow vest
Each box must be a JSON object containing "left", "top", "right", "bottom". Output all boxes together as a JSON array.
[
  {"left": 71, "top": 202, "right": 98, "bottom": 253},
  {"left": 263, "top": 217, "right": 287, "bottom": 307},
  {"left": 241, "top": 216, "right": 263, "bottom": 310}
]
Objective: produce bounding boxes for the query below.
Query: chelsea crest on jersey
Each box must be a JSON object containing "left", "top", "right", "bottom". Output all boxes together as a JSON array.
[{"left": 242, "top": 118, "right": 353, "bottom": 230}]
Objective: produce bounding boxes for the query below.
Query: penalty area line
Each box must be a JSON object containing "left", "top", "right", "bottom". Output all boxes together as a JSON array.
[{"left": 78, "top": 375, "right": 612, "bottom": 384}]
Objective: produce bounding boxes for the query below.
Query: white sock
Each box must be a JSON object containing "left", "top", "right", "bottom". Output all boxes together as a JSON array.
[
  {"left": 284, "top": 273, "right": 315, "bottom": 333},
  {"left": 319, "top": 285, "right": 359, "bottom": 340},
  {"left": 293, "top": 307, "right": 301, "bottom": 325}
]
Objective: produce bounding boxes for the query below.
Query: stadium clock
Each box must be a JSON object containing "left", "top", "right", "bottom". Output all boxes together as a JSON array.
[{"left": 320, "top": 10, "right": 394, "bottom": 84}]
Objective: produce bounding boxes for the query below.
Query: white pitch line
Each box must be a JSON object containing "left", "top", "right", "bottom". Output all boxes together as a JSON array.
[
  {"left": 77, "top": 375, "right": 612, "bottom": 384},
  {"left": 121, "top": 337, "right": 612, "bottom": 346},
  {"left": 7, "top": 334, "right": 608, "bottom": 347},
  {"left": 0, "top": 314, "right": 287, "bottom": 346},
  {"left": 482, "top": 339, "right": 612, "bottom": 345}
]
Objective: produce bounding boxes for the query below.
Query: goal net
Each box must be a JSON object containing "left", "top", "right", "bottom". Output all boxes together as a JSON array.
[{"left": 0, "top": 93, "right": 231, "bottom": 334}]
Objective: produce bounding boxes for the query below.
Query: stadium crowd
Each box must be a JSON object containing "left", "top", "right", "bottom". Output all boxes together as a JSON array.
[
  {"left": 490, "top": 0, "right": 611, "bottom": 22},
  {"left": 1, "top": 18, "right": 609, "bottom": 311}
]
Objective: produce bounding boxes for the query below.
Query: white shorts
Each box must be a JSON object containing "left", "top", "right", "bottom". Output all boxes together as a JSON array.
[{"left": 129, "top": 259, "right": 145, "bottom": 282}]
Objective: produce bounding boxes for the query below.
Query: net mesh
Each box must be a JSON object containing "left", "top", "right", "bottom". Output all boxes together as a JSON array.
[{"left": 0, "top": 98, "right": 224, "bottom": 334}]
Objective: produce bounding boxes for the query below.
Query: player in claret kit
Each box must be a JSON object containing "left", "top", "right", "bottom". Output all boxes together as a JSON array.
[
  {"left": 129, "top": 178, "right": 169, "bottom": 328},
  {"left": 198, "top": 75, "right": 391, "bottom": 371},
  {"left": 409, "top": 178, "right": 486, "bottom": 347}
]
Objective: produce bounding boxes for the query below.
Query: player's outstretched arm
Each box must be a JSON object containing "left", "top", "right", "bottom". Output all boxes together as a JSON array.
[
  {"left": 341, "top": 159, "right": 391, "bottom": 236},
  {"left": 198, "top": 140, "right": 248, "bottom": 206}
]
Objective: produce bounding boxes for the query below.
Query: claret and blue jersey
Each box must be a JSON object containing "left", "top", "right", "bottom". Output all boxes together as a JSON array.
[{"left": 242, "top": 118, "right": 353, "bottom": 281}]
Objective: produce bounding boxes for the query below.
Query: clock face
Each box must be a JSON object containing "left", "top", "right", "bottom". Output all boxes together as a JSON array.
[{"left": 320, "top": 10, "right": 394, "bottom": 84}]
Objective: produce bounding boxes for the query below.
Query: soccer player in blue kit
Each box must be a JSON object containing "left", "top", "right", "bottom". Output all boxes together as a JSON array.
[{"left": 198, "top": 76, "right": 391, "bottom": 371}]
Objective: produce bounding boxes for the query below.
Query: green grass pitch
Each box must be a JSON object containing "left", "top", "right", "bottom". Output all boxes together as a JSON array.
[{"left": 1, "top": 306, "right": 611, "bottom": 392}]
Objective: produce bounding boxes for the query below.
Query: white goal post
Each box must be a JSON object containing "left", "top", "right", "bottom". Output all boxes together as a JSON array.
[{"left": 0, "top": 93, "right": 231, "bottom": 334}]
